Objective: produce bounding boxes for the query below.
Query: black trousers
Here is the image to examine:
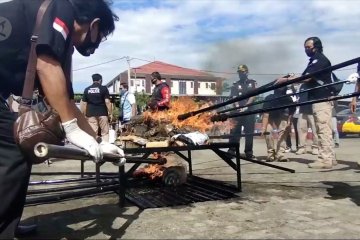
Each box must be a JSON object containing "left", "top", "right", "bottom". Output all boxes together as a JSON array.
[
  {"left": 0, "top": 101, "right": 32, "bottom": 238},
  {"left": 286, "top": 117, "right": 299, "bottom": 149},
  {"left": 229, "top": 114, "right": 255, "bottom": 155}
]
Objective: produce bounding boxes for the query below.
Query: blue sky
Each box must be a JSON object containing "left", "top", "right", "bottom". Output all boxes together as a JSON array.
[{"left": 72, "top": 0, "right": 360, "bottom": 94}]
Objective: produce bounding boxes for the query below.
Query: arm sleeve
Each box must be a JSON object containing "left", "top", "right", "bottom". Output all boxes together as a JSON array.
[
  {"left": 158, "top": 86, "right": 171, "bottom": 106},
  {"left": 304, "top": 58, "right": 330, "bottom": 75},
  {"left": 36, "top": 0, "right": 75, "bottom": 62},
  {"left": 128, "top": 94, "right": 136, "bottom": 105},
  {"left": 251, "top": 80, "right": 257, "bottom": 90},
  {"left": 103, "top": 87, "right": 110, "bottom": 99},
  {"left": 82, "top": 89, "right": 88, "bottom": 102}
]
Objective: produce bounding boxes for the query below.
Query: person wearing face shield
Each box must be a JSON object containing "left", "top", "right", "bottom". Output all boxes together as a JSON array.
[
  {"left": 147, "top": 71, "right": 171, "bottom": 111},
  {"left": 0, "top": 0, "right": 125, "bottom": 237},
  {"left": 276, "top": 37, "right": 336, "bottom": 169},
  {"left": 228, "top": 64, "right": 257, "bottom": 160}
]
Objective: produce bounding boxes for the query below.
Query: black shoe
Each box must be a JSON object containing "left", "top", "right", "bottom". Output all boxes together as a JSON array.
[
  {"left": 335, "top": 143, "right": 340, "bottom": 148},
  {"left": 15, "top": 224, "right": 38, "bottom": 236},
  {"left": 245, "top": 154, "right": 257, "bottom": 160},
  {"left": 227, "top": 148, "right": 236, "bottom": 156}
]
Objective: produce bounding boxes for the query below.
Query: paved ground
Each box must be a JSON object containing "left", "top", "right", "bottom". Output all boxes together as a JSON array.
[{"left": 21, "top": 137, "right": 360, "bottom": 239}]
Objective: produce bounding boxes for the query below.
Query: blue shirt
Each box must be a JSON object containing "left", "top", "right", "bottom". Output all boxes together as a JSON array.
[{"left": 120, "top": 91, "right": 136, "bottom": 121}]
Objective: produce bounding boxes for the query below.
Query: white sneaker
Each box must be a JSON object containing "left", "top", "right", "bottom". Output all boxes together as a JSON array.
[
  {"left": 311, "top": 148, "right": 319, "bottom": 155},
  {"left": 296, "top": 148, "right": 305, "bottom": 155}
]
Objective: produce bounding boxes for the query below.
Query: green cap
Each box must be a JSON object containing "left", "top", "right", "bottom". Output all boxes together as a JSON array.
[{"left": 237, "top": 64, "right": 249, "bottom": 73}]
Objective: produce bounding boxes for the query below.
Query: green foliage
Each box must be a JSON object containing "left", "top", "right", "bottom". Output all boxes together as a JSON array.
[
  {"left": 134, "top": 91, "right": 150, "bottom": 109},
  {"left": 73, "top": 94, "right": 83, "bottom": 103}
]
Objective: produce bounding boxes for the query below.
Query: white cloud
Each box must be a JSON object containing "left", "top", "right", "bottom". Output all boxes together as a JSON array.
[{"left": 72, "top": 0, "right": 360, "bottom": 95}]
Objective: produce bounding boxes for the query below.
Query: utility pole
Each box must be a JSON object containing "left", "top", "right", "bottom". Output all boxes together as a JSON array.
[{"left": 126, "top": 56, "right": 131, "bottom": 91}]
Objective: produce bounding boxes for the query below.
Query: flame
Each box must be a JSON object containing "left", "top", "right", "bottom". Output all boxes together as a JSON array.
[
  {"left": 142, "top": 164, "right": 165, "bottom": 180},
  {"left": 143, "top": 97, "right": 219, "bottom": 132}
]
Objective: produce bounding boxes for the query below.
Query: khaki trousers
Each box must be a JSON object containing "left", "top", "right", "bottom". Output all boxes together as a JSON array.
[
  {"left": 312, "top": 102, "right": 336, "bottom": 164},
  {"left": 297, "top": 113, "right": 318, "bottom": 149},
  {"left": 265, "top": 118, "right": 290, "bottom": 158},
  {"left": 87, "top": 116, "right": 109, "bottom": 142}
]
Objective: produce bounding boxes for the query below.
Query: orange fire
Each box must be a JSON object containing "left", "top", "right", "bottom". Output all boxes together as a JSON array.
[
  {"left": 142, "top": 164, "right": 165, "bottom": 180},
  {"left": 143, "top": 97, "right": 232, "bottom": 133},
  {"left": 133, "top": 153, "right": 166, "bottom": 180}
]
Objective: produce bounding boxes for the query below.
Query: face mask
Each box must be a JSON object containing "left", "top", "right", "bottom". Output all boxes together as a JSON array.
[
  {"left": 238, "top": 72, "right": 247, "bottom": 81},
  {"left": 76, "top": 29, "right": 101, "bottom": 56},
  {"left": 305, "top": 48, "right": 315, "bottom": 57}
]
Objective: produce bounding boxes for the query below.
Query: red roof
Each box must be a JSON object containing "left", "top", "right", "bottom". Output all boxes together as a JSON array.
[{"left": 132, "top": 61, "right": 212, "bottom": 77}]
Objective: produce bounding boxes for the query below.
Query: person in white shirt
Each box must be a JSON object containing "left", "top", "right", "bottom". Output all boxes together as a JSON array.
[{"left": 119, "top": 83, "right": 137, "bottom": 125}]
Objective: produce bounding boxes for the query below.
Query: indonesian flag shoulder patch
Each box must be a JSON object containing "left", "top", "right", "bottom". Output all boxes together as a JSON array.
[{"left": 53, "top": 17, "right": 69, "bottom": 40}]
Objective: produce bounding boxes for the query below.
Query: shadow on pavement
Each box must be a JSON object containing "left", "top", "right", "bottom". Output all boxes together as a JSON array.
[
  {"left": 289, "top": 157, "right": 360, "bottom": 172},
  {"left": 21, "top": 203, "right": 143, "bottom": 239},
  {"left": 323, "top": 181, "right": 360, "bottom": 206}
]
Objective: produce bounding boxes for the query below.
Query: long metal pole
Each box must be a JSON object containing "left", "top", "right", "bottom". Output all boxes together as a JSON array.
[
  {"left": 217, "top": 80, "right": 349, "bottom": 114},
  {"left": 211, "top": 91, "right": 360, "bottom": 122},
  {"left": 177, "top": 57, "right": 360, "bottom": 120}
]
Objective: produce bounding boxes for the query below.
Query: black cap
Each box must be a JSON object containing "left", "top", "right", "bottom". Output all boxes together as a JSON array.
[{"left": 92, "top": 73, "right": 102, "bottom": 81}]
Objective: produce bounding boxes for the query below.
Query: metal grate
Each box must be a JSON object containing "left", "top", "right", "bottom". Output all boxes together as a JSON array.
[{"left": 123, "top": 176, "right": 239, "bottom": 209}]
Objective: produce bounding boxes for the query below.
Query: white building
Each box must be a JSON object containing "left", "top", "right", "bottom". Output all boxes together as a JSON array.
[{"left": 105, "top": 61, "right": 224, "bottom": 96}]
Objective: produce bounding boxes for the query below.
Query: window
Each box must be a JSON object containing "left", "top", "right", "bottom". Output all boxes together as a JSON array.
[
  {"left": 142, "top": 80, "right": 145, "bottom": 87},
  {"left": 211, "top": 83, "right": 216, "bottom": 90},
  {"left": 206, "top": 83, "right": 209, "bottom": 89},
  {"left": 170, "top": 81, "right": 173, "bottom": 87},
  {"left": 190, "top": 82, "right": 194, "bottom": 88},
  {"left": 130, "top": 80, "right": 134, "bottom": 86},
  {"left": 179, "top": 81, "right": 186, "bottom": 95}
]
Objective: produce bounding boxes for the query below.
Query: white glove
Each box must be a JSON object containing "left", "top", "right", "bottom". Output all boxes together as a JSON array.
[
  {"left": 100, "top": 142, "right": 126, "bottom": 166},
  {"left": 62, "top": 118, "right": 102, "bottom": 163},
  {"left": 346, "top": 72, "right": 359, "bottom": 83}
]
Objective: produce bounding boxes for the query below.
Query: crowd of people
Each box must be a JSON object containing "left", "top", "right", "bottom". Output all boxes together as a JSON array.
[
  {"left": 228, "top": 37, "right": 359, "bottom": 170},
  {"left": 80, "top": 71, "right": 171, "bottom": 140}
]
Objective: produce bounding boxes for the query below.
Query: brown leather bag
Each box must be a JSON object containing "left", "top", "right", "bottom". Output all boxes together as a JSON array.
[{"left": 14, "top": 0, "right": 66, "bottom": 164}]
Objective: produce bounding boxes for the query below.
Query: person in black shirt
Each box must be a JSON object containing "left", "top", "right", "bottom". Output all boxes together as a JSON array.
[
  {"left": 0, "top": 1, "right": 124, "bottom": 238},
  {"left": 261, "top": 87, "right": 295, "bottom": 162},
  {"left": 82, "top": 73, "right": 112, "bottom": 142},
  {"left": 147, "top": 72, "right": 171, "bottom": 111},
  {"left": 228, "top": 64, "right": 257, "bottom": 160},
  {"left": 276, "top": 37, "right": 336, "bottom": 169}
]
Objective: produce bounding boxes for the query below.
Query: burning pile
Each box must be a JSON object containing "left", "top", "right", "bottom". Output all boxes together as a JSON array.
[
  {"left": 119, "top": 97, "right": 233, "bottom": 185},
  {"left": 122, "top": 97, "right": 233, "bottom": 142},
  {"left": 143, "top": 97, "right": 214, "bottom": 133},
  {"left": 132, "top": 153, "right": 188, "bottom": 186}
]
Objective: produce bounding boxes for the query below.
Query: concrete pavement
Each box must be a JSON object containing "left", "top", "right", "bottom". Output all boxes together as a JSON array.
[{"left": 21, "top": 137, "right": 360, "bottom": 239}]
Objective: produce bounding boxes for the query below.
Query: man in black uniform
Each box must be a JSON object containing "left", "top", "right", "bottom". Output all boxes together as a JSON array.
[
  {"left": 276, "top": 37, "right": 336, "bottom": 169},
  {"left": 82, "top": 73, "right": 112, "bottom": 142},
  {"left": 0, "top": 1, "right": 123, "bottom": 238},
  {"left": 228, "top": 64, "right": 257, "bottom": 159},
  {"left": 147, "top": 71, "right": 171, "bottom": 111}
]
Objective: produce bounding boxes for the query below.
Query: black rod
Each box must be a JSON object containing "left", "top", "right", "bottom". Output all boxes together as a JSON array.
[
  {"left": 25, "top": 185, "right": 120, "bottom": 206},
  {"left": 178, "top": 57, "right": 360, "bottom": 120},
  {"left": 217, "top": 80, "right": 348, "bottom": 114},
  {"left": 27, "top": 181, "right": 119, "bottom": 195},
  {"left": 211, "top": 91, "right": 360, "bottom": 122},
  {"left": 209, "top": 132, "right": 270, "bottom": 139}
]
